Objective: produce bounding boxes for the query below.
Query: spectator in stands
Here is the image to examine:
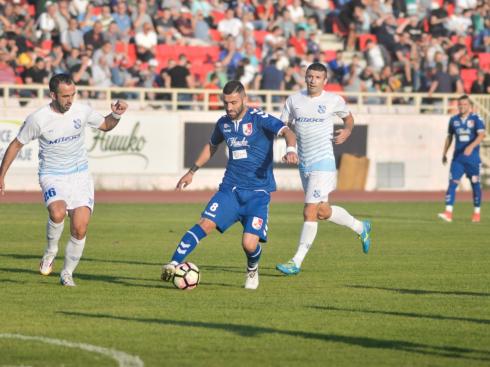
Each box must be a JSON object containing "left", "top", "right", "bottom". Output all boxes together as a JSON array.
[
  {"left": 371, "top": 13, "right": 398, "bottom": 53},
  {"left": 218, "top": 8, "right": 242, "bottom": 38},
  {"left": 343, "top": 53, "right": 363, "bottom": 99},
  {"left": 219, "top": 35, "right": 243, "bottom": 80},
  {"left": 91, "top": 53, "right": 112, "bottom": 88},
  {"left": 192, "top": 10, "right": 211, "bottom": 45},
  {"left": 69, "top": 0, "right": 89, "bottom": 20},
  {"left": 106, "top": 21, "right": 124, "bottom": 46},
  {"left": 132, "top": 0, "right": 154, "bottom": 33},
  {"left": 98, "top": 5, "right": 114, "bottom": 32},
  {"left": 255, "top": 0, "right": 276, "bottom": 30},
  {"left": 163, "top": 54, "right": 194, "bottom": 109},
  {"left": 154, "top": 7, "right": 177, "bottom": 43},
  {"left": 241, "top": 42, "right": 260, "bottom": 71},
  {"left": 471, "top": 71, "right": 487, "bottom": 94},
  {"left": 288, "top": 0, "right": 306, "bottom": 25},
  {"left": 397, "top": 15, "right": 424, "bottom": 42},
  {"left": 282, "top": 65, "right": 302, "bottom": 91},
  {"left": 36, "top": 2, "right": 57, "bottom": 40},
  {"left": 78, "top": 3, "right": 98, "bottom": 32},
  {"left": 275, "top": 9, "right": 296, "bottom": 40},
  {"left": 328, "top": 50, "right": 349, "bottom": 84},
  {"left": 262, "top": 26, "right": 286, "bottom": 61},
  {"left": 448, "top": 62, "right": 465, "bottom": 94},
  {"left": 447, "top": 8, "right": 473, "bottom": 36},
  {"left": 428, "top": 62, "right": 453, "bottom": 97},
  {"left": 93, "top": 41, "right": 116, "bottom": 71},
  {"left": 364, "top": 38, "right": 389, "bottom": 73},
  {"left": 0, "top": 52, "right": 16, "bottom": 95},
  {"left": 304, "top": 0, "right": 330, "bottom": 31},
  {"left": 112, "top": 1, "right": 132, "bottom": 39},
  {"left": 203, "top": 72, "right": 221, "bottom": 110},
  {"left": 84, "top": 21, "right": 106, "bottom": 51},
  {"left": 206, "top": 60, "right": 227, "bottom": 87},
  {"left": 61, "top": 18, "right": 85, "bottom": 53},
  {"left": 192, "top": 0, "right": 213, "bottom": 24},
  {"left": 289, "top": 27, "right": 308, "bottom": 56},
  {"left": 70, "top": 52, "right": 92, "bottom": 90},
  {"left": 255, "top": 58, "right": 284, "bottom": 102},
  {"left": 22, "top": 56, "right": 50, "bottom": 85},
  {"left": 173, "top": 8, "right": 194, "bottom": 39},
  {"left": 135, "top": 22, "right": 157, "bottom": 62},
  {"left": 429, "top": 1, "right": 450, "bottom": 38}
]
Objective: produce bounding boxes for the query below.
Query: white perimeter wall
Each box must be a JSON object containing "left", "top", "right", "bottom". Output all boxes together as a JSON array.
[{"left": 0, "top": 107, "right": 455, "bottom": 191}]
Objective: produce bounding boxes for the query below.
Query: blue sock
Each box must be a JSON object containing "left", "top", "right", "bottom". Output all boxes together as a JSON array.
[
  {"left": 170, "top": 224, "right": 207, "bottom": 263},
  {"left": 471, "top": 181, "right": 481, "bottom": 208},
  {"left": 445, "top": 180, "right": 458, "bottom": 206},
  {"left": 246, "top": 244, "right": 262, "bottom": 271}
]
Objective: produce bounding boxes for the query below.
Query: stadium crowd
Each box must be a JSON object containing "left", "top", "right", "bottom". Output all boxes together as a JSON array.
[{"left": 0, "top": 0, "right": 489, "bottom": 97}]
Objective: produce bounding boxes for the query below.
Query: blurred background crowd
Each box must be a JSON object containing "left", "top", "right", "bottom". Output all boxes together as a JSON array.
[{"left": 0, "top": 0, "right": 489, "bottom": 97}]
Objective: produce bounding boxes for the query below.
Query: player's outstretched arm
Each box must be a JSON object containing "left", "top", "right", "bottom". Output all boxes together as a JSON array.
[
  {"left": 99, "top": 100, "right": 129, "bottom": 132},
  {"left": 279, "top": 126, "right": 298, "bottom": 165},
  {"left": 176, "top": 143, "right": 219, "bottom": 190},
  {"left": 335, "top": 113, "right": 354, "bottom": 145},
  {"left": 0, "top": 138, "right": 24, "bottom": 195}
]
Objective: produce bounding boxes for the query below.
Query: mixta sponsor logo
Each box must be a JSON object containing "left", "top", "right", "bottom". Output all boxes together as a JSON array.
[
  {"left": 88, "top": 121, "right": 149, "bottom": 167},
  {"left": 48, "top": 133, "right": 81, "bottom": 144}
]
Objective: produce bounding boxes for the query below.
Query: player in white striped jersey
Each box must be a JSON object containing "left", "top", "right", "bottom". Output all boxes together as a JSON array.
[
  {"left": 276, "top": 62, "right": 372, "bottom": 275},
  {"left": 0, "top": 74, "right": 128, "bottom": 286}
]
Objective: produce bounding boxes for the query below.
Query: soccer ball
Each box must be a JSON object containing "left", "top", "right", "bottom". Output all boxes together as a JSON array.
[{"left": 172, "top": 262, "right": 200, "bottom": 290}]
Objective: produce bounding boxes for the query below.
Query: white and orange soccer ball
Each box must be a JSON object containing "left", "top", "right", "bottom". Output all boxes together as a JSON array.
[{"left": 172, "top": 262, "right": 200, "bottom": 290}]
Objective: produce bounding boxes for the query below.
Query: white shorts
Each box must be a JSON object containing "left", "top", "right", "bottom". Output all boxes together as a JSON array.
[
  {"left": 39, "top": 170, "right": 95, "bottom": 211},
  {"left": 300, "top": 171, "right": 337, "bottom": 204}
]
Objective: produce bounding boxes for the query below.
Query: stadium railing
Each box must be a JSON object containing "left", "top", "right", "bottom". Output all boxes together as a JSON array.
[{"left": 1, "top": 84, "right": 489, "bottom": 125}]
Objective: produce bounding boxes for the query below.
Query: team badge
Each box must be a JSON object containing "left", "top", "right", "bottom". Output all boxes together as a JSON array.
[
  {"left": 243, "top": 123, "right": 253, "bottom": 136},
  {"left": 252, "top": 217, "right": 263, "bottom": 230},
  {"left": 73, "top": 118, "right": 82, "bottom": 129},
  {"left": 317, "top": 105, "right": 326, "bottom": 114},
  {"left": 467, "top": 120, "right": 474, "bottom": 128},
  {"left": 313, "top": 190, "right": 321, "bottom": 198}
]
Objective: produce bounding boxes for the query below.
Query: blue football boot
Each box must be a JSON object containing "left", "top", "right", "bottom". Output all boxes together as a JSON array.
[
  {"left": 276, "top": 260, "right": 301, "bottom": 275},
  {"left": 359, "top": 220, "right": 372, "bottom": 254}
]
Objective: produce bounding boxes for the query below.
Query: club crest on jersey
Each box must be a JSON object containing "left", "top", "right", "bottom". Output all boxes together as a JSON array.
[
  {"left": 313, "top": 190, "right": 321, "bottom": 198},
  {"left": 243, "top": 123, "right": 253, "bottom": 136},
  {"left": 252, "top": 217, "right": 263, "bottom": 230},
  {"left": 467, "top": 120, "right": 474, "bottom": 128},
  {"left": 317, "top": 105, "right": 326, "bottom": 114},
  {"left": 73, "top": 118, "right": 82, "bottom": 129}
]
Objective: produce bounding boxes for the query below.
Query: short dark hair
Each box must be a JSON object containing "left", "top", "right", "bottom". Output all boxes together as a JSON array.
[
  {"left": 306, "top": 62, "right": 328, "bottom": 75},
  {"left": 223, "top": 80, "right": 245, "bottom": 96},
  {"left": 458, "top": 94, "right": 473, "bottom": 104},
  {"left": 49, "top": 74, "right": 74, "bottom": 93}
]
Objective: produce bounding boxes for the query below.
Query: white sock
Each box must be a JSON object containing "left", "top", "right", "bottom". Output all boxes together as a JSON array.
[
  {"left": 44, "top": 219, "right": 64, "bottom": 258},
  {"left": 474, "top": 207, "right": 480, "bottom": 214},
  {"left": 446, "top": 205, "right": 453, "bottom": 213},
  {"left": 328, "top": 205, "right": 363, "bottom": 235},
  {"left": 63, "top": 236, "right": 86, "bottom": 275},
  {"left": 292, "top": 221, "right": 318, "bottom": 268}
]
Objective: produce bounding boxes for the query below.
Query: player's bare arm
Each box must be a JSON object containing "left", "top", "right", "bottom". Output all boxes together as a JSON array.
[
  {"left": 279, "top": 126, "right": 298, "bottom": 164},
  {"left": 442, "top": 134, "right": 453, "bottom": 164},
  {"left": 99, "top": 100, "right": 128, "bottom": 132},
  {"left": 335, "top": 113, "right": 354, "bottom": 145},
  {"left": 0, "top": 138, "right": 24, "bottom": 195},
  {"left": 176, "top": 143, "right": 219, "bottom": 190},
  {"left": 464, "top": 131, "right": 486, "bottom": 156}
]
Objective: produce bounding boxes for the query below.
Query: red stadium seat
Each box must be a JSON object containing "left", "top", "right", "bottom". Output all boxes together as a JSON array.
[
  {"left": 358, "top": 34, "right": 377, "bottom": 51},
  {"left": 460, "top": 68, "right": 477, "bottom": 93},
  {"left": 253, "top": 30, "right": 268, "bottom": 47},
  {"left": 324, "top": 50, "right": 337, "bottom": 62},
  {"left": 209, "top": 29, "right": 222, "bottom": 42},
  {"left": 478, "top": 53, "right": 490, "bottom": 71},
  {"left": 324, "top": 83, "right": 343, "bottom": 92}
]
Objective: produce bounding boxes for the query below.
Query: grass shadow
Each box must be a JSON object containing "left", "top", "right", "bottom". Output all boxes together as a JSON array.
[
  {"left": 59, "top": 311, "right": 490, "bottom": 362},
  {"left": 346, "top": 285, "right": 490, "bottom": 297},
  {"left": 310, "top": 305, "right": 490, "bottom": 325}
]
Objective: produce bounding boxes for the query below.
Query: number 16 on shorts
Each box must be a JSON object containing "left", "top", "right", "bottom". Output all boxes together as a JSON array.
[{"left": 43, "top": 188, "right": 57, "bottom": 202}]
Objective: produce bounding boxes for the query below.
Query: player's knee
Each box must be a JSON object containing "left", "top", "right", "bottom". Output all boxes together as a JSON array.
[
  {"left": 198, "top": 219, "right": 215, "bottom": 234},
  {"left": 470, "top": 175, "right": 480, "bottom": 185},
  {"left": 242, "top": 239, "right": 258, "bottom": 254},
  {"left": 317, "top": 203, "right": 332, "bottom": 220},
  {"left": 71, "top": 228, "right": 87, "bottom": 240},
  {"left": 49, "top": 210, "right": 66, "bottom": 223},
  {"left": 303, "top": 204, "right": 317, "bottom": 221}
]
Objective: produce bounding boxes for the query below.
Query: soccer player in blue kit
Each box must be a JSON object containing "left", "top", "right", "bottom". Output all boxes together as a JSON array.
[
  {"left": 438, "top": 95, "right": 486, "bottom": 223},
  {"left": 161, "top": 80, "right": 298, "bottom": 289}
]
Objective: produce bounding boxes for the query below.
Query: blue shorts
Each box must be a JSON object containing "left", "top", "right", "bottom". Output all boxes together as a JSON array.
[
  {"left": 201, "top": 186, "right": 270, "bottom": 242},
  {"left": 450, "top": 159, "right": 480, "bottom": 181}
]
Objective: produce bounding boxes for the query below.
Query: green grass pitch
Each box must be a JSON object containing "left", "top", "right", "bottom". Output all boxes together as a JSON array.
[{"left": 0, "top": 201, "right": 489, "bottom": 366}]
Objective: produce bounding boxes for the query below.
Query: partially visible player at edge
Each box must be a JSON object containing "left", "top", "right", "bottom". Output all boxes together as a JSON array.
[
  {"left": 0, "top": 74, "right": 128, "bottom": 286},
  {"left": 161, "top": 80, "right": 298, "bottom": 289},
  {"left": 276, "top": 62, "right": 372, "bottom": 276},
  {"left": 438, "top": 94, "right": 486, "bottom": 223}
]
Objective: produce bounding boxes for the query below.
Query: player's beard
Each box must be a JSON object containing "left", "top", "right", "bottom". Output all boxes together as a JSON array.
[
  {"left": 53, "top": 99, "right": 72, "bottom": 113},
  {"left": 227, "top": 103, "right": 245, "bottom": 120}
]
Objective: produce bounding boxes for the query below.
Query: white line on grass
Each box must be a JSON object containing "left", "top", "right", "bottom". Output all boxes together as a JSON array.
[{"left": 0, "top": 334, "right": 144, "bottom": 367}]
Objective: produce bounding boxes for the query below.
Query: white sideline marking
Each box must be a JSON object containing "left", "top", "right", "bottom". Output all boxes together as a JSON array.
[{"left": 0, "top": 334, "right": 144, "bottom": 367}]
